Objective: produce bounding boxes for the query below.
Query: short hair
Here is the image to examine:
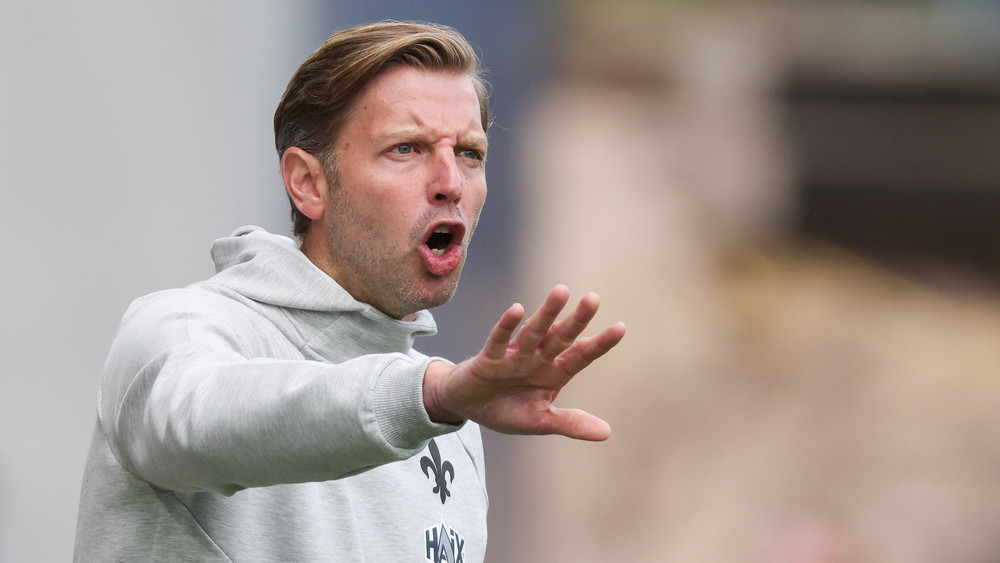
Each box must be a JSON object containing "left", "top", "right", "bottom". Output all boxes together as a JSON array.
[{"left": 274, "top": 21, "right": 491, "bottom": 238}]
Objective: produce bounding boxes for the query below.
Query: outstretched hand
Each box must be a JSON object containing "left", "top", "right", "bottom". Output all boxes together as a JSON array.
[{"left": 423, "top": 285, "right": 626, "bottom": 441}]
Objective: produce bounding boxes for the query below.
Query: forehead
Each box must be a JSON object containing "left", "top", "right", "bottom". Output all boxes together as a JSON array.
[{"left": 343, "top": 66, "right": 486, "bottom": 143}]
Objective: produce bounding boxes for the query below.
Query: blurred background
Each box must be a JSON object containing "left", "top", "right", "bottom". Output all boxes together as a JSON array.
[{"left": 2, "top": 1, "right": 999, "bottom": 561}]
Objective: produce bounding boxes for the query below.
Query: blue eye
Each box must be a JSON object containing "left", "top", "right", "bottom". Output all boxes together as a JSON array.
[
  {"left": 459, "top": 149, "right": 483, "bottom": 161},
  {"left": 393, "top": 144, "right": 413, "bottom": 155}
]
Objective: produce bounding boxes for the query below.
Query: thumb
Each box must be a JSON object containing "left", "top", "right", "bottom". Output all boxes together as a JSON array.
[{"left": 544, "top": 407, "right": 611, "bottom": 441}]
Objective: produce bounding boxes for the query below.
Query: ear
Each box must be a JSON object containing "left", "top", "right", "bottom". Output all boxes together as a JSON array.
[{"left": 281, "top": 147, "right": 327, "bottom": 221}]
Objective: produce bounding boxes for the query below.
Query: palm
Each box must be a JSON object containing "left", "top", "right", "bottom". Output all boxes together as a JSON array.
[{"left": 436, "top": 285, "right": 626, "bottom": 441}]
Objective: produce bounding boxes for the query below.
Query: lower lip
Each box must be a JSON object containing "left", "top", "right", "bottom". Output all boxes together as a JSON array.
[{"left": 419, "top": 245, "right": 462, "bottom": 276}]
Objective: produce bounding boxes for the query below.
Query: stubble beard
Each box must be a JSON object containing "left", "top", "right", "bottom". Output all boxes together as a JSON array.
[{"left": 323, "top": 169, "right": 465, "bottom": 320}]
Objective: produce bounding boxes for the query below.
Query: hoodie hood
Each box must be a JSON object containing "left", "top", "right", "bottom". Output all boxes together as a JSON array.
[{"left": 201, "top": 226, "right": 437, "bottom": 357}]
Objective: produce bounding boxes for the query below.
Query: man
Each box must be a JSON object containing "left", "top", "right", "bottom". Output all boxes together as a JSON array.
[{"left": 75, "top": 21, "right": 625, "bottom": 561}]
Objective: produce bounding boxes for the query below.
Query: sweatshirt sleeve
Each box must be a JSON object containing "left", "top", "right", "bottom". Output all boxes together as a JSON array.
[{"left": 98, "top": 291, "right": 459, "bottom": 495}]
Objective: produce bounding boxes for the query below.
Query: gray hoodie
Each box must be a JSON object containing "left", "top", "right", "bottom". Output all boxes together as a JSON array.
[{"left": 74, "top": 226, "right": 488, "bottom": 562}]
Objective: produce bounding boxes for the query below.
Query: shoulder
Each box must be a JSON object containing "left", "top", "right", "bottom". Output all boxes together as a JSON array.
[
  {"left": 113, "top": 285, "right": 276, "bottom": 360},
  {"left": 123, "top": 284, "right": 260, "bottom": 332}
]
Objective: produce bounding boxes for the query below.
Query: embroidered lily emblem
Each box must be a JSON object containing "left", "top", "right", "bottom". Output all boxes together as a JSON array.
[{"left": 420, "top": 439, "right": 455, "bottom": 505}]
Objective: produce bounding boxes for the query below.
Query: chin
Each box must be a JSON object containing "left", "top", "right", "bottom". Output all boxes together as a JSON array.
[
  {"left": 411, "top": 278, "right": 460, "bottom": 312},
  {"left": 381, "top": 279, "right": 459, "bottom": 320},
  {"left": 422, "top": 286, "right": 459, "bottom": 310}
]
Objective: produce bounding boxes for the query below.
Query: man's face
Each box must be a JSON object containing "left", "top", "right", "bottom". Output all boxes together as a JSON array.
[{"left": 316, "top": 66, "right": 488, "bottom": 320}]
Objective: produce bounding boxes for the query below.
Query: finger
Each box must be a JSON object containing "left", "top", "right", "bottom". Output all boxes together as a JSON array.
[
  {"left": 556, "top": 322, "right": 626, "bottom": 374},
  {"left": 539, "top": 292, "right": 601, "bottom": 360},
  {"left": 538, "top": 407, "right": 611, "bottom": 441},
  {"left": 481, "top": 303, "right": 525, "bottom": 360},
  {"left": 512, "top": 285, "right": 571, "bottom": 353}
]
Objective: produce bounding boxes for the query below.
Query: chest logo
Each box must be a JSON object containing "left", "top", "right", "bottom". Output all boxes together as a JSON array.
[
  {"left": 420, "top": 438, "right": 455, "bottom": 505},
  {"left": 424, "top": 521, "right": 466, "bottom": 563}
]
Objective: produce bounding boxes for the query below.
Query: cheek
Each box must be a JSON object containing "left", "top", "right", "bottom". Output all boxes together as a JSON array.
[
  {"left": 349, "top": 182, "right": 408, "bottom": 221},
  {"left": 463, "top": 179, "right": 487, "bottom": 213}
]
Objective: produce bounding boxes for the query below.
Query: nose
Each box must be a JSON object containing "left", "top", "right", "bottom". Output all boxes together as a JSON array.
[{"left": 429, "top": 150, "right": 463, "bottom": 204}]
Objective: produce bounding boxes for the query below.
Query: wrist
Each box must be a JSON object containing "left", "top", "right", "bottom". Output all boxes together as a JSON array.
[{"left": 423, "top": 361, "right": 464, "bottom": 424}]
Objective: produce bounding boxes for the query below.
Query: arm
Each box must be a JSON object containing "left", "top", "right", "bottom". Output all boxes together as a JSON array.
[
  {"left": 422, "top": 285, "right": 626, "bottom": 441},
  {"left": 101, "top": 293, "right": 454, "bottom": 495}
]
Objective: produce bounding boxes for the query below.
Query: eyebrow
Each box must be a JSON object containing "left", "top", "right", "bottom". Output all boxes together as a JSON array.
[{"left": 377, "top": 127, "right": 488, "bottom": 152}]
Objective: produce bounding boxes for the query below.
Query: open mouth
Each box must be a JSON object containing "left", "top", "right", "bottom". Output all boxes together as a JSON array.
[
  {"left": 426, "top": 226, "right": 454, "bottom": 256},
  {"left": 424, "top": 223, "right": 464, "bottom": 256},
  {"left": 420, "top": 222, "right": 467, "bottom": 276}
]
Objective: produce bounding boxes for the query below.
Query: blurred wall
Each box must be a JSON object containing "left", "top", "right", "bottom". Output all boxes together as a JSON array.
[
  {"left": 0, "top": 2, "right": 325, "bottom": 560},
  {"left": 509, "top": 1, "right": 1000, "bottom": 562}
]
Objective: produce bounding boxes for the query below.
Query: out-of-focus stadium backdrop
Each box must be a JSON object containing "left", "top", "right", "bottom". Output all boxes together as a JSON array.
[{"left": 3, "top": 1, "right": 999, "bottom": 561}]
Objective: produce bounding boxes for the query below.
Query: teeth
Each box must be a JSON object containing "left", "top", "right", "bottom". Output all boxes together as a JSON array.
[{"left": 427, "top": 225, "right": 454, "bottom": 257}]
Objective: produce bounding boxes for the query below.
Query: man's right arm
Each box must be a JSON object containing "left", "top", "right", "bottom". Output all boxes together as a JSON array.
[{"left": 100, "top": 291, "right": 456, "bottom": 496}]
